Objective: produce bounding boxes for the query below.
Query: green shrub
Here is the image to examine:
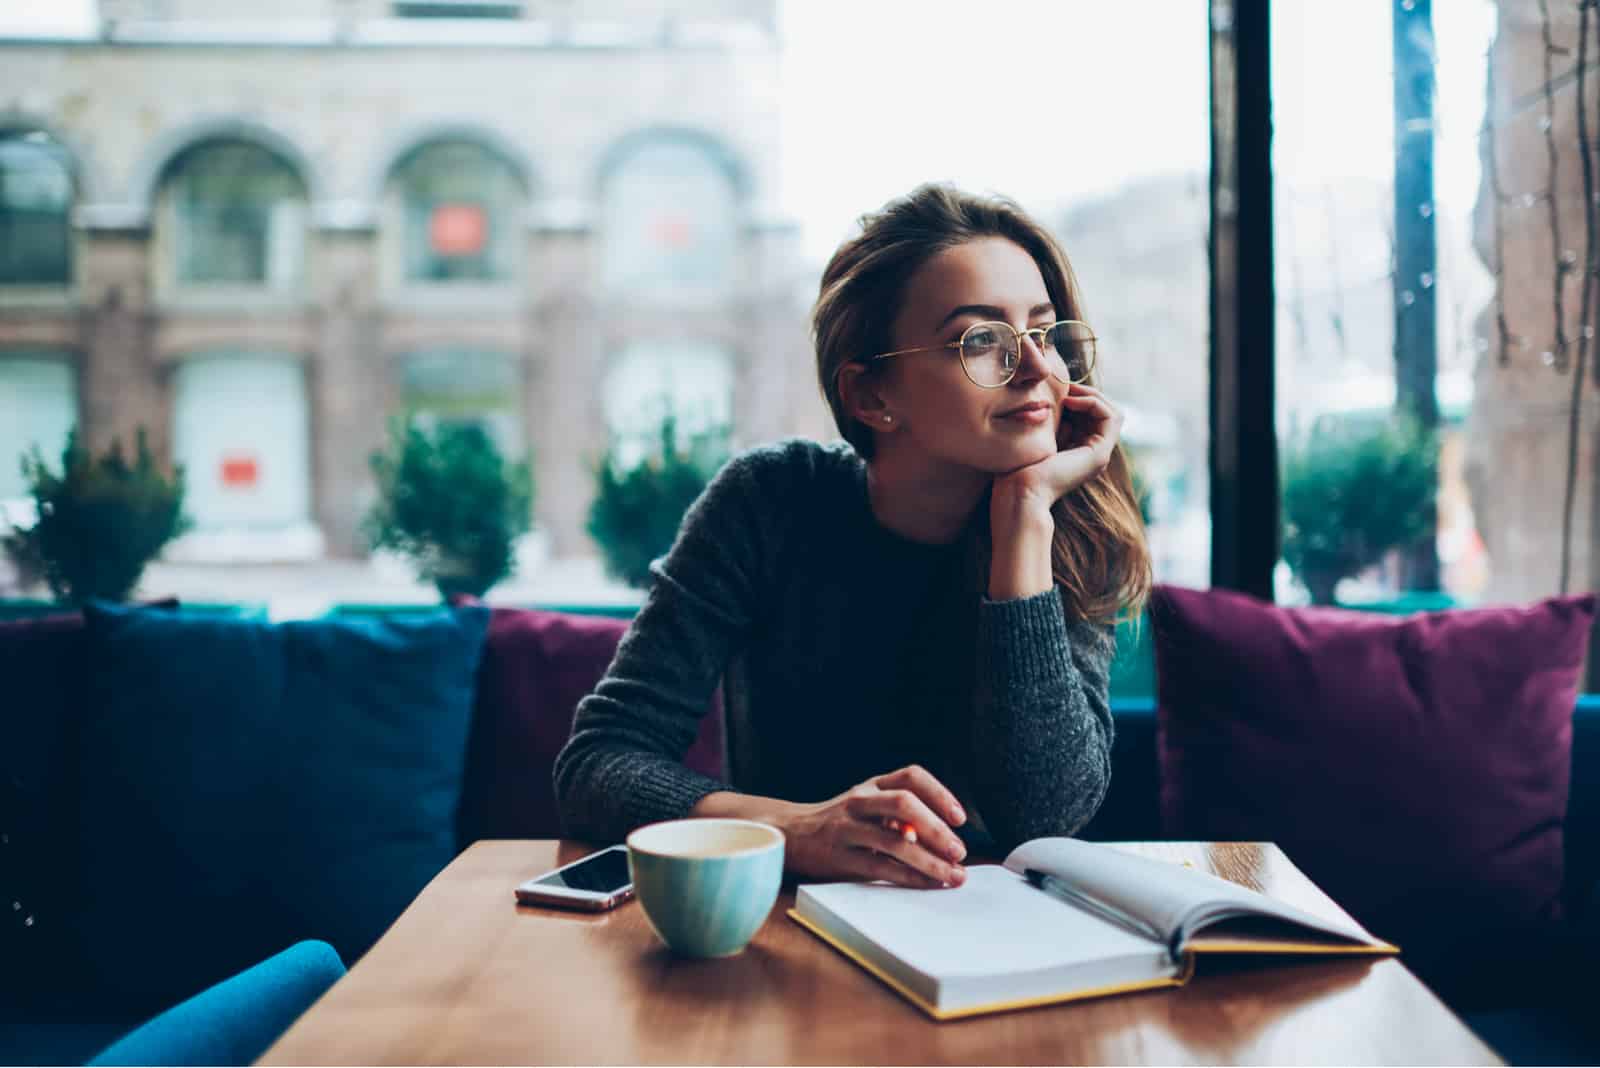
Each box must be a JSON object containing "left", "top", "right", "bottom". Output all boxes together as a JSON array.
[
  {"left": 364, "top": 417, "right": 533, "bottom": 599},
  {"left": 588, "top": 416, "right": 730, "bottom": 589},
  {"left": 3, "top": 428, "right": 189, "bottom": 603},
  {"left": 1281, "top": 414, "right": 1437, "bottom": 605}
]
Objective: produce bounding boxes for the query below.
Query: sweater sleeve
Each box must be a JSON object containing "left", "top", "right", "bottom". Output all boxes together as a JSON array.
[
  {"left": 968, "top": 588, "right": 1116, "bottom": 850},
  {"left": 552, "top": 444, "right": 799, "bottom": 842}
]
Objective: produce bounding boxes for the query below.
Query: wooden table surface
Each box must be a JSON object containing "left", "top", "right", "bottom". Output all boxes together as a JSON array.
[{"left": 260, "top": 840, "right": 1502, "bottom": 1066}]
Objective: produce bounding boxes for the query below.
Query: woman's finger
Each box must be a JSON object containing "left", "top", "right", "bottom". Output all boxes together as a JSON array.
[
  {"left": 841, "top": 820, "right": 966, "bottom": 885},
  {"left": 843, "top": 846, "right": 950, "bottom": 889},
  {"left": 847, "top": 789, "right": 965, "bottom": 863},
  {"left": 1062, "top": 395, "right": 1117, "bottom": 424},
  {"left": 874, "top": 765, "right": 966, "bottom": 828}
]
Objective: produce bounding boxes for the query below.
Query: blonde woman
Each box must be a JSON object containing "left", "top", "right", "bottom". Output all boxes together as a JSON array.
[{"left": 556, "top": 184, "right": 1151, "bottom": 889}]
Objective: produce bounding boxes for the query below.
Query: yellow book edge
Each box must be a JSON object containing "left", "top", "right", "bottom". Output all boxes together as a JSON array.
[
  {"left": 1188, "top": 938, "right": 1399, "bottom": 956},
  {"left": 786, "top": 908, "right": 1196, "bottom": 1022}
]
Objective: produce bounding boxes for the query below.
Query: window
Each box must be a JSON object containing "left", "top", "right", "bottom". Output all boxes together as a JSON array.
[
  {"left": 602, "top": 341, "right": 733, "bottom": 470},
  {"left": 0, "top": 130, "right": 73, "bottom": 286},
  {"left": 1059, "top": 175, "right": 1211, "bottom": 591},
  {"left": 1272, "top": 1, "right": 1509, "bottom": 609},
  {"left": 173, "top": 354, "right": 312, "bottom": 530},
  {"left": 401, "top": 348, "right": 524, "bottom": 457},
  {"left": 0, "top": 355, "right": 76, "bottom": 500},
  {"left": 600, "top": 137, "right": 737, "bottom": 300},
  {"left": 159, "top": 140, "right": 306, "bottom": 289},
  {"left": 387, "top": 142, "right": 524, "bottom": 284}
]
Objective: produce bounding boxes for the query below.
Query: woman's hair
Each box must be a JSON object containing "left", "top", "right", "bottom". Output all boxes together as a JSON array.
[{"left": 812, "top": 183, "right": 1151, "bottom": 624}]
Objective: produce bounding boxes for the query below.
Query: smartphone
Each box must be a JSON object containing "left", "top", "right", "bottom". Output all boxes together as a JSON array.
[{"left": 514, "top": 845, "right": 634, "bottom": 911}]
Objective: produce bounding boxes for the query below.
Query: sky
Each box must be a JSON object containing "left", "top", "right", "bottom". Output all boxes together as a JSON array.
[{"left": 0, "top": 0, "right": 1495, "bottom": 261}]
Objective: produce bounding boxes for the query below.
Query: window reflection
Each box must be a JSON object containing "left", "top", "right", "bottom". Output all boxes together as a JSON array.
[
  {"left": 601, "top": 137, "right": 737, "bottom": 299},
  {"left": 0, "top": 131, "right": 73, "bottom": 286},
  {"left": 389, "top": 141, "right": 523, "bottom": 284},
  {"left": 161, "top": 140, "right": 306, "bottom": 288},
  {"left": 0, "top": 355, "right": 76, "bottom": 500},
  {"left": 402, "top": 348, "right": 523, "bottom": 457}
]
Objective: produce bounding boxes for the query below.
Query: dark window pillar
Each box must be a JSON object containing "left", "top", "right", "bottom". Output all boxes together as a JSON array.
[{"left": 1209, "top": 0, "right": 1277, "bottom": 599}]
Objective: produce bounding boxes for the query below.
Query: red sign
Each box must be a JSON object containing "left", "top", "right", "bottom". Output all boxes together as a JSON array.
[
  {"left": 652, "top": 214, "right": 694, "bottom": 249},
  {"left": 220, "top": 454, "right": 259, "bottom": 489},
  {"left": 430, "top": 203, "right": 488, "bottom": 257}
]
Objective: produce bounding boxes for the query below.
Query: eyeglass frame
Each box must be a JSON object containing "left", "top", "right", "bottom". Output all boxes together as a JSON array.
[{"left": 858, "top": 319, "right": 1099, "bottom": 390}]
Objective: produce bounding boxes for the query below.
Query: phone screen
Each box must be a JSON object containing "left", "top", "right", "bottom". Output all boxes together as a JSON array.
[{"left": 532, "top": 849, "right": 632, "bottom": 893}]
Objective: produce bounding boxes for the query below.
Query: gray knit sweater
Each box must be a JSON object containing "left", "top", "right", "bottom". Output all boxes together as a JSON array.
[{"left": 553, "top": 438, "right": 1116, "bottom": 852}]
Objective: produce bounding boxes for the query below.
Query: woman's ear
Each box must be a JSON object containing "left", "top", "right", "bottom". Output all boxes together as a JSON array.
[{"left": 837, "top": 363, "right": 898, "bottom": 433}]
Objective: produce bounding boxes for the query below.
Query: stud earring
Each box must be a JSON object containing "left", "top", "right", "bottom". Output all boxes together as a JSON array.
[{"left": 882, "top": 415, "right": 893, "bottom": 424}]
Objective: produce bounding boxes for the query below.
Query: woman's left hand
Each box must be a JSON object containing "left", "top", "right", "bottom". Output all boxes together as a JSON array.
[{"left": 991, "top": 383, "right": 1123, "bottom": 529}]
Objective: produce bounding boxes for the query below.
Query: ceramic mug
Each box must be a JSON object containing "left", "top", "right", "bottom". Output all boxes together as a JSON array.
[{"left": 625, "top": 818, "right": 786, "bottom": 958}]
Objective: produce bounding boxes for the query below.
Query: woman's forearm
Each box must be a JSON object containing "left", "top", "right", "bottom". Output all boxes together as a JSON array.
[
  {"left": 689, "top": 789, "right": 804, "bottom": 826},
  {"left": 987, "top": 506, "right": 1055, "bottom": 601},
  {"left": 968, "top": 593, "right": 1117, "bottom": 848}
]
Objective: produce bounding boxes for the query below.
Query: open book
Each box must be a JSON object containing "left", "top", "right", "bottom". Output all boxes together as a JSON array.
[{"left": 789, "top": 838, "right": 1397, "bottom": 1020}]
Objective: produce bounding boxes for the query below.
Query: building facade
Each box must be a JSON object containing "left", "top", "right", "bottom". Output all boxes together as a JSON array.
[
  {"left": 1467, "top": 0, "right": 1600, "bottom": 607},
  {"left": 0, "top": 0, "right": 824, "bottom": 561}
]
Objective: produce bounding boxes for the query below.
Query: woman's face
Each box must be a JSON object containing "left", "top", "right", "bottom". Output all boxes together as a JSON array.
[{"left": 874, "top": 237, "right": 1068, "bottom": 474}]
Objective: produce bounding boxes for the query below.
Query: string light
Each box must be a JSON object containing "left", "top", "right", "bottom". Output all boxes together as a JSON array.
[
  {"left": 1551, "top": 0, "right": 1598, "bottom": 595},
  {"left": 1537, "top": 0, "right": 1571, "bottom": 371},
  {"left": 1484, "top": 36, "right": 1514, "bottom": 365}
]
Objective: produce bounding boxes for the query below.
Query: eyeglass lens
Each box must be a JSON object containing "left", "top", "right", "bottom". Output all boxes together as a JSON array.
[{"left": 958, "top": 321, "right": 1096, "bottom": 386}]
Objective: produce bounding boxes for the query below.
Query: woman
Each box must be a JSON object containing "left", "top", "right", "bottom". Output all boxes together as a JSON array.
[{"left": 555, "top": 184, "right": 1150, "bottom": 889}]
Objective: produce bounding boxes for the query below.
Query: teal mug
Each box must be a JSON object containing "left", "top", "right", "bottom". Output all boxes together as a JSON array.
[{"left": 626, "top": 819, "right": 786, "bottom": 958}]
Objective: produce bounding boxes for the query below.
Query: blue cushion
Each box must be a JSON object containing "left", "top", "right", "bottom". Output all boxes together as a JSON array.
[
  {"left": 1079, "top": 699, "right": 1159, "bottom": 843},
  {"left": 87, "top": 940, "right": 345, "bottom": 1067},
  {"left": 1567, "top": 695, "right": 1600, "bottom": 915},
  {"left": 0, "top": 1010, "right": 142, "bottom": 1068},
  {"left": 64, "top": 602, "right": 489, "bottom": 1007}
]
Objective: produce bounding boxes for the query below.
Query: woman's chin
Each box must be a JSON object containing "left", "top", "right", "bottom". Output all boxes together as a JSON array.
[
  {"left": 980, "top": 437, "right": 1057, "bottom": 474},
  {"left": 1011, "top": 432, "right": 1060, "bottom": 467}
]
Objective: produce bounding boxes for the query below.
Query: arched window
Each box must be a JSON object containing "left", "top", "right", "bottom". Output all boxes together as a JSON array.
[
  {"left": 0, "top": 131, "right": 73, "bottom": 286},
  {"left": 401, "top": 348, "right": 523, "bottom": 457},
  {"left": 602, "top": 340, "right": 733, "bottom": 469},
  {"left": 600, "top": 137, "right": 737, "bottom": 299},
  {"left": 173, "top": 353, "right": 311, "bottom": 531},
  {"left": 386, "top": 142, "right": 524, "bottom": 284},
  {"left": 158, "top": 140, "right": 307, "bottom": 289},
  {"left": 0, "top": 355, "right": 76, "bottom": 500}
]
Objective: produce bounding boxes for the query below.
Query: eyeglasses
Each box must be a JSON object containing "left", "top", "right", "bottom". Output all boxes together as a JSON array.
[{"left": 864, "top": 319, "right": 1098, "bottom": 389}]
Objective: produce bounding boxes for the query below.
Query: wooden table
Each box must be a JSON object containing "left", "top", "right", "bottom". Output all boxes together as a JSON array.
[{"left": 260, "top": 840, "right": 1502, "bottom": 1065}]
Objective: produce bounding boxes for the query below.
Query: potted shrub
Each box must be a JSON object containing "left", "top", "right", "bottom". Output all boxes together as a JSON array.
[
  {"left": 364, "top": 417, "right": 534, "bottom": 600},
  {"left": 588, "top": 415, "right": 730, "bottom": 589},
  {"left": 1281, "top": 414, "right": 1437, "bottom": 605},
  {"left": 2, "top": 428, "right": 189, "bottom": 604}
]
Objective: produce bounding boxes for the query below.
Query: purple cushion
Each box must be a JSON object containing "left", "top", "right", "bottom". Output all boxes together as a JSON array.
[
  {"left": 456, "top": 608, "right": 725, "bottom": 845},
  {"left": 1152, "top": 584, "right": 1596, "bottom": 949}
]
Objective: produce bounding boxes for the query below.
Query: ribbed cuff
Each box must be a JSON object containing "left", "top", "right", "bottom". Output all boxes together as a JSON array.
[
  {"left": 977, "top": 587, "right": 1074, "bottom": 696},
  {"left": 618, "top": 761, "right": 731, "bottom": 831}
]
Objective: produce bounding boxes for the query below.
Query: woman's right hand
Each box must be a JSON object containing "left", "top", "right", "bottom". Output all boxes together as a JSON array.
[{"left": 774, "top": 765, "right": 969, "bottom": 888}]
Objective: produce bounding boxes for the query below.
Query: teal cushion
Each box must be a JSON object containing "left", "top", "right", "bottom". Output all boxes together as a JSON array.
[
  {"left": 67, "top": 602, "right": 489, "bottom": 1006},
  {"left": 88, "top": 940, "right": 345, "bottom": 1067}
]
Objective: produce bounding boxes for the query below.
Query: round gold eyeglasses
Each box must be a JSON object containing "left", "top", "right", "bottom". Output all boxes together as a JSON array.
[{"left": 863, "top": 320, "right": 1097, "bottom": 389}]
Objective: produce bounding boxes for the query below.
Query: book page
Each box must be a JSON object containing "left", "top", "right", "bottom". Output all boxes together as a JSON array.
[
  {"left": 797, "top": 865, "right": 1161, "bottom": 981},
  {"left": 1003, "top": 838, "right": 1380, "bottom": 948}
]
